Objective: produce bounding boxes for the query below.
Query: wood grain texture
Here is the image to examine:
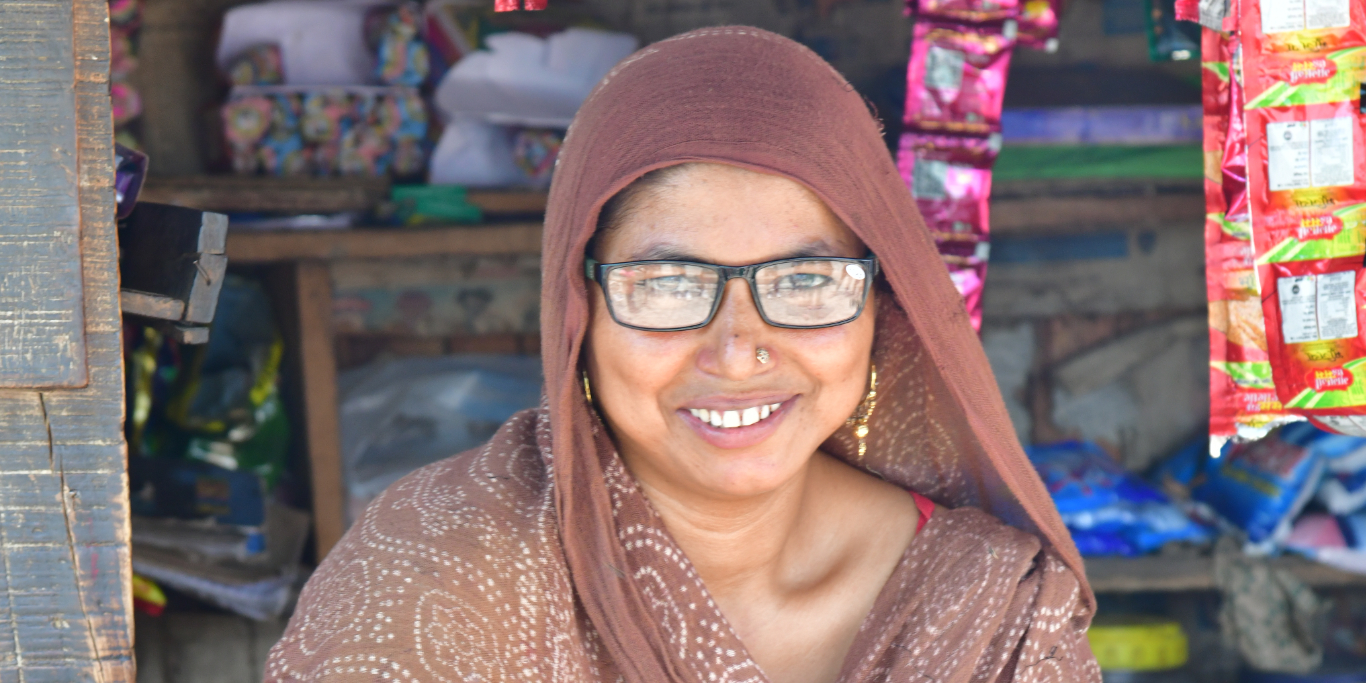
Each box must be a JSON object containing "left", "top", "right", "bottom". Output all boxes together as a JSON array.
[
  {"left": 0, "top": 0, "right": 134, "bottom": 679},
  {"left": 293, "top": 263, "right": 346, "bottom": 559},
  {"left": 139, "top": 176, "right": 549, "bottom": 216},
  {"left": 0, "top": 0, "right": 89, "bottom": 388}
]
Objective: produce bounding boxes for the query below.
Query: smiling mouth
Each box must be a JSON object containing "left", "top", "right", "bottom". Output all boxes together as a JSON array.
[{"left": 686, "top": 402, "right": 784, "bottom": 429}]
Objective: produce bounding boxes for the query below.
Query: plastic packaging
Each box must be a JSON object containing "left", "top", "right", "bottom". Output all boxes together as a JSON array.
[
  {"left": 1016, "top": 0, "right": 1061, "bottom": 51},
  {"left": 1029, "top": 441, "right": 1213, "bottom": 556},
  {"left": 904, "top": 20, "right": 1015, "bottom": 135},
  {"left": 1194, "top": 428, "right": 1326, "bottom": 548},
  {"left": 1239, "top": 0, "right": 1366, "bottom": 56},
  {"left": 338, "top": 355, "right": 543, "bottom": 525},
  {"left": 222, "top": 85, "right": 427, "bottom": 178},
  {"left": 912, "top": 0, "right": 1021, "bottom": 24},
  {"left": 1205, "top": 27, "right": 1302, "bottom": 446},
  {"left": 217, "top": 0, "right": 388, "bottom": 86},
  {"left": 433, "top": 28, "right": 638, "bottom": 128},
  {"left": 1087, "top": 617, "right": 1191, "bottom": 672},
  {"left": 896, "top": 131, "right": 998, "bottom": 331}
]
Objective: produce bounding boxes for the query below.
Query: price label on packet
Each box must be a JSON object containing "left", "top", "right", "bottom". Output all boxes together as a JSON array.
[
  {"left": 1262, "top": 0, "right": 1351, "bottom": 34},
  {"left": 1267, "top": 116, "right": 1355, "bottom": 190}
]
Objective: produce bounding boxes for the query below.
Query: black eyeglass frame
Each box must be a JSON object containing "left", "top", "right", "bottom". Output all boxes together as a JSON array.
[{"left": 584, "top": 254, "right": 880, "bottom": 332}]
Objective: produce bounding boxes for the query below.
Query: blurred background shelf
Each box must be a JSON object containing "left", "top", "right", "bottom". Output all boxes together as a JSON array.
[
  {"left": 140, "top": 176, "right": 550, "bottom": 216},
  {"left": 226, "top": 223, "right": 543, "bottom": 263},
  {"left": 1087, "top": 555, "right": 1366, "bottom": 593}
]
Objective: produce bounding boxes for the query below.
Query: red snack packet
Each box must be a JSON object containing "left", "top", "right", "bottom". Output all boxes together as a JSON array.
[
  {"left": 1205, "top": 28, "right": 1301, "bottom": 444},
  {"left": 905, "top": 21, "right": 1015, "bottom": 135},
  {"left": 1246, "top": 99, "right": 1366, "bottom": 414},
  {"left": 1240, "top": 0, "right": 1366, "bottom": 55},
  {"left": 1204, "top": 30, "right": 1233, "bottom": 215}
]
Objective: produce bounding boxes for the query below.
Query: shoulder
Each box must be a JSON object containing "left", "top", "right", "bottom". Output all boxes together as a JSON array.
[
  {"left": 876, "top": 507, "right": 1098, "bottom": 682},
  {"left": 919, "top": 505, "right": 1045, "bottom": 578},
  {"left": 266, "top": 408, "right": 601, "bottom": 682}
]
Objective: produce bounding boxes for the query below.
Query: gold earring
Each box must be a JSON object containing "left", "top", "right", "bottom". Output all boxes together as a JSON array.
[
  {"left": 582, "top": 371, "right": 593, "bottom": 404},
  {"left": 845, "top": 363, "right": 878, "bottom": 460}
]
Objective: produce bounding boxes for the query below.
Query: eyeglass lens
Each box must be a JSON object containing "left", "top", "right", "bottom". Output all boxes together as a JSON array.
[{"left": 602, "top": 259, "right": 869, "bottom": 330}]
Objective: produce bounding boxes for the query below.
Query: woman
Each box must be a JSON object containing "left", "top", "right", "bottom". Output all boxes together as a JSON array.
[{"left": 267, "top": 27, "right": 1100, "bottom": 683}]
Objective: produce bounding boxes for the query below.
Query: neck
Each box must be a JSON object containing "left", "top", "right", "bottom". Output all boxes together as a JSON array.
[{"left": 633, "top": 454, "right": 834, "bottom": 598}]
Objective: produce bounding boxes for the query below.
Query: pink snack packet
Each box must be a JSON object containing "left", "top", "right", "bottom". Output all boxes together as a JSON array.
[
  {"left": 897, "top": 131, "right": 998, "bottom": 332},
  {"left": 1017, "top": 0, "right": 1061, "bottom": 51},
  {"left": 912, "top": 0, "right": 1021, "bottom": 23},
  {"left": 896, "top": 131, "right": 999, "bottom": 240},
  {"left": 905, "top": 20, "right": 1015, "bottom": 135}
]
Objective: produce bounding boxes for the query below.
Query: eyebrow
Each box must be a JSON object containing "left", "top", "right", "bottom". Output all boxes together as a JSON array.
[{"left": 625, "top": 239, "right": 850, "bottom": 262}]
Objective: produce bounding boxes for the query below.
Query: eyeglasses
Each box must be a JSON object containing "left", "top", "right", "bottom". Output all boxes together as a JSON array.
[{"left": 584, "top": 255, "right": 878, "bottom": 332}]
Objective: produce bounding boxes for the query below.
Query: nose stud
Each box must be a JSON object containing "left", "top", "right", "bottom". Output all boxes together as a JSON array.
[{"left": 756, "top": 347, "right": 770, "bottom": 364}]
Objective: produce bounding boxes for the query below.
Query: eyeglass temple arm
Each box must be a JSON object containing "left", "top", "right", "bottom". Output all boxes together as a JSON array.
[{"left": 584, "top": 257, "right": 599, "bottom": 282}]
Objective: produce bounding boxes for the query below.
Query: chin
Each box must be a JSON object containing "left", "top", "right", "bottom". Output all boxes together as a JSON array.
[{"left": 692, "top": 448, "right": 809, "bottom": 499}]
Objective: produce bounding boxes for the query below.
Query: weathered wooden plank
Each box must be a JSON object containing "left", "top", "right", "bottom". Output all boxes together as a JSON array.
[
  {"left": 293, "top": 263, "right": 346, "bottom": 559},
  {"left": 0, "top": 0, "right": 133, "bottom": 679},
  {"left": 0, "top": 0, "right": 88, "bottom": 388}
]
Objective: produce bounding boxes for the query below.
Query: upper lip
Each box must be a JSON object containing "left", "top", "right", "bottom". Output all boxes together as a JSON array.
[{"left": 680, "top": 393, "right": 794, "bottom": 410}]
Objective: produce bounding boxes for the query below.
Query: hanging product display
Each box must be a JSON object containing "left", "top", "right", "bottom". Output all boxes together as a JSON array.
[
  {"left": 905, "top": 20, "right": 1015, "bottom": 136},
  {"left": 897, "top": 131, "right": 998, "bottom": 331},
  {"left": 109, "top": 0, "right": 143, "bottom": 148},
  {"left": 900, "top": 0, "right": 1060, "bottom": 330},
  {"left": 1243, "top": 0, "right": 1366, "bottom": 423},
  {"left": 1206, "top": 27, "right": 1302, "bottom": 450},
  {"left": 1204, "top": 0, "right": 1366, "bottom": 439}
]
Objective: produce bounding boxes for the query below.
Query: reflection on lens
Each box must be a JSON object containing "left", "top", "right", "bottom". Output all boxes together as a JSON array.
[
  {"left": 756, "top": 259, "right": 864, "bottom": 326},
  {"left": 604, "top": 263, "right": 719, "bottom": 329}
]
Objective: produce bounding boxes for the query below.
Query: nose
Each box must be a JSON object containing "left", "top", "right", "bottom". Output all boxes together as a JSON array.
[{"left": 696, "top": 278, "right": 769, "bottom": 379}]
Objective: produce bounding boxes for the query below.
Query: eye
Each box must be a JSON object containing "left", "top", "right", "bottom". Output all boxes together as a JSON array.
[{"left": 775, "top": 273, "right": 833, "bottom": 292}]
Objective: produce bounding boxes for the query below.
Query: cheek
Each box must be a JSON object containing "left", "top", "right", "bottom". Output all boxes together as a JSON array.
[
  {"left": 784, "top": 314, "right": 875, "bottom": 417},
  {"left": 585, "top": 296, "right": 693, "bottom": 423}
]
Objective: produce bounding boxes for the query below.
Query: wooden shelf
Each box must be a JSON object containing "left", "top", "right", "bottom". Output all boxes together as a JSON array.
[
  {"left": 226, "top": 223, "right": 543, "bottom": 263},
  {"left": 140, "top": 176, "right": 548, "bottom": 216},
  {"left": 1087, "top": 555, "right": 1366, "bottom": 593}
]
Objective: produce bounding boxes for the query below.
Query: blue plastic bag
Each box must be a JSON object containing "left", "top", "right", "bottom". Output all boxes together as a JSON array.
[
  {"left": 1193, "top": 429, "right": 1325, "bottom": 547},
  {"left": 1028, "top": 441, "right": 1211, "bottom": 556}
]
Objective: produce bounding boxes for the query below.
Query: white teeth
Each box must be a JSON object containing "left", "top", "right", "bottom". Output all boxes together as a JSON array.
[{"left": 689, "top": 401, "right": 786, "bottom": 429}]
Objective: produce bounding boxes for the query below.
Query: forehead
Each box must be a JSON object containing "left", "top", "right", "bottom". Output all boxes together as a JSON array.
[{"left": 596, "top": 163, "right": 864, "bottom": 265}]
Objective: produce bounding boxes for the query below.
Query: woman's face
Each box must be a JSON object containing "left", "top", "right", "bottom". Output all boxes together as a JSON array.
[{"left": 586, "top": 163, "right": 875, "bottom": 502}]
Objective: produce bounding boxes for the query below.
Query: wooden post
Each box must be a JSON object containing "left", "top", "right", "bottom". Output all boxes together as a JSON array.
[
  {"left": 294, "top": 262, "right": 346, "bottom": 559},
  {"left": 0, "top": 0, "right": 134, "bottom": 680}
]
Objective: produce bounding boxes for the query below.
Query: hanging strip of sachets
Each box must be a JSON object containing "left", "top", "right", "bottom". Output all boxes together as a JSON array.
[
  {"left": 900, "top": 0, "right": 1059, "bottom": 331},
  {"left": 1237, "top": 0, "right": 1366, "bottom": 433},
  {"left": 1205, "top": 26, "right": 1303, "bottom": 452}
]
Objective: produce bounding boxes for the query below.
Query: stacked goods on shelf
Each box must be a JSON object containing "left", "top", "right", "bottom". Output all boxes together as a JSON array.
[
  {"left": 109, "top": 0, "right": 142, "bottom": 148},
  {"left": 216, "top": 1, "right": 432, "bottom": 178},
  {"left": 897, "top": 0, "right": 1060, "bottom": 330}
]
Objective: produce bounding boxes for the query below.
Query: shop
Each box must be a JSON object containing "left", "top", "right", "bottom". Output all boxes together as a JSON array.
[{"left": 4, "top": 0, "right": 1366, "bottom": 680}]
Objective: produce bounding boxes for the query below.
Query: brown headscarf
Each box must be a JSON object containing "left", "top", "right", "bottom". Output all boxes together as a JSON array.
[{"left": 267, "top": 27, "right": 1098, "bottom": 683}]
